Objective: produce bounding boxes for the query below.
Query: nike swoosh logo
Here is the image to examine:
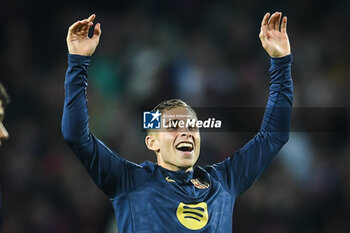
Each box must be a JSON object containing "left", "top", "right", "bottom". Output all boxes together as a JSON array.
[{"left": 165, "top": 176, "right": 176, "bottom": 183}]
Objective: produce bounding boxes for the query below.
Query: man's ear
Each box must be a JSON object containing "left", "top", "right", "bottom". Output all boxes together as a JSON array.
[{"left": 145, "top": 134, "right": 160, "bottom": 151}]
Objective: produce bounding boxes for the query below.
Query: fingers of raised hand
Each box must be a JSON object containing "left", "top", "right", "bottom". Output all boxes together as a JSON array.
[
  {"left": 68, "top": 20, "right": 85, "bottom": 35},
  {"left": 281, "top": 16, "right": 287, "bottom": 33},
  {"left": 82, "top": 21, "right": 94, "bottom": 33},
  {"left": 81, "top": 14, "right": 96, "bottom": 32},
  {"left": 92, "top": 23, "right": 102, "bottom": 41},
  {"left": 274, "top": 13, "right": 282, "bottom": 30},
  {"left": 95, "top": 23, "right": 101, "bottom": 36},
  {"left": 77, "top": 19, "right": 92, "bottom": 33},
  {"left": 68, "top": 21, "right": 80, "bottom": 35},
  {"left": 81, "top": 14, "right": 96, "bottom": 33},
  {"left": 87, "top": 14, "right": 96, "bottom": 22},
  {"left": 261, "top": 12, "right": 270, "bottom": 27},
  {"left": 267, "top": 12, "right": 280, "bottom": 30},
  {"left": 68, "top": 15, "right": 95, "bottom": 35}
]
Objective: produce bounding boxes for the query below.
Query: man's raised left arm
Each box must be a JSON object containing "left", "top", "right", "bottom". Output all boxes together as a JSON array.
[{"left": 205, "top": 12, "right": 293, "bottom": 196}]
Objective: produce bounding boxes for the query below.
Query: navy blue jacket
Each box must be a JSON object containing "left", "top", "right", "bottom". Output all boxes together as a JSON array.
[{"left": 62, "top": 54, "right": 293, "bottom": 232}]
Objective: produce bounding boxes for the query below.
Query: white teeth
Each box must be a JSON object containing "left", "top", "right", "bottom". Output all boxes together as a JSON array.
[{"left": 176, "top": 142, "right": 193, "bottom": 149}]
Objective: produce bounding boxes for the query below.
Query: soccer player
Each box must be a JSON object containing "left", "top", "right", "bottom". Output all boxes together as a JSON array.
[
  {"left": 0, "top": 82, "right": 10, "bottom": 233},
  {"left": 62, "top": 12, "right": 292, "bottom": 232}
]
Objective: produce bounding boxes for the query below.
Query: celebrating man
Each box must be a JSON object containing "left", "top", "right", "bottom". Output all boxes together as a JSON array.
[{"left": 62, "top": 12, "right": 293, "bottom": 232}]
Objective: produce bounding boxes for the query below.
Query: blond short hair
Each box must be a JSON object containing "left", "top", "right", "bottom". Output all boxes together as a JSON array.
[{"left": 147, "top": 99, "right": 197, "bottom": 134}]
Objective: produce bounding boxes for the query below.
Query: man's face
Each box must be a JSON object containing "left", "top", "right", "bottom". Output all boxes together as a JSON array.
[
  {"left": 147, "top": 107, "right": 201, "bottom": 172},
  {"left": 0, "top": 100, "right": 9, "bottom": 146}
]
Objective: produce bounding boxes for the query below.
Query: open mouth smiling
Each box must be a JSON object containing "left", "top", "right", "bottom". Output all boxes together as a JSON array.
[{"left": 175, "top": 142, "right": 194, "bottom": 152}]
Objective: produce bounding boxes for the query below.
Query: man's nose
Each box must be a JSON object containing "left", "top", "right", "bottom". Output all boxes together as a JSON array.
[
  {"left": 180, "top": 127, "right": 192, "bottom": 137},
  {"left": 0, "top": 122, "right": 9, "bottom": 140}
]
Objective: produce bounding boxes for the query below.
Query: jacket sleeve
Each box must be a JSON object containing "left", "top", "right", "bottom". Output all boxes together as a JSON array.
[
  {"left": 61, "top": 54, "right": 147, "bottom": 199},
  {"left": 205, "top": 54, "right": 293, "bottom": 197}
]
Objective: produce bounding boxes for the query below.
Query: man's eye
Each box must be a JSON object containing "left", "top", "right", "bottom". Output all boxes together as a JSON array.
[
  {"left": 166, "top": 124, "right": 177, "bottom": 130},
  {"left": 189, "top": 126, "right": 198, "bottom": 131}
]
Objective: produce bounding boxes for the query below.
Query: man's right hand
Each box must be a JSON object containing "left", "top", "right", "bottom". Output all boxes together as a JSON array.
[
  {"left": 259, "top": 12, "right": 290, "bottom": 58},
  {"left": 66, "top": 14, "right": 101, "bottom": 56}
]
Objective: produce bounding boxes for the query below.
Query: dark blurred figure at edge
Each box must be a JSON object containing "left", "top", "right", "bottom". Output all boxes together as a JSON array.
[{"left": 0, "top": 82, "right": 10, "bottom": 233}]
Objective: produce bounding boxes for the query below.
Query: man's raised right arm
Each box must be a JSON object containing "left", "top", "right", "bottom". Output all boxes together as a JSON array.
[
  {"left": 62, "top": 14, "right": 101, "bottom": 146},
  {"left": 61, "top": 15, "right": 144, "bottom": 199}
]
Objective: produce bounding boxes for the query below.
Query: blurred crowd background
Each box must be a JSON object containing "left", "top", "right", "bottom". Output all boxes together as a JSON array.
[{"left": 1, "top": 0, "right": 350, "bottom": 232}]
